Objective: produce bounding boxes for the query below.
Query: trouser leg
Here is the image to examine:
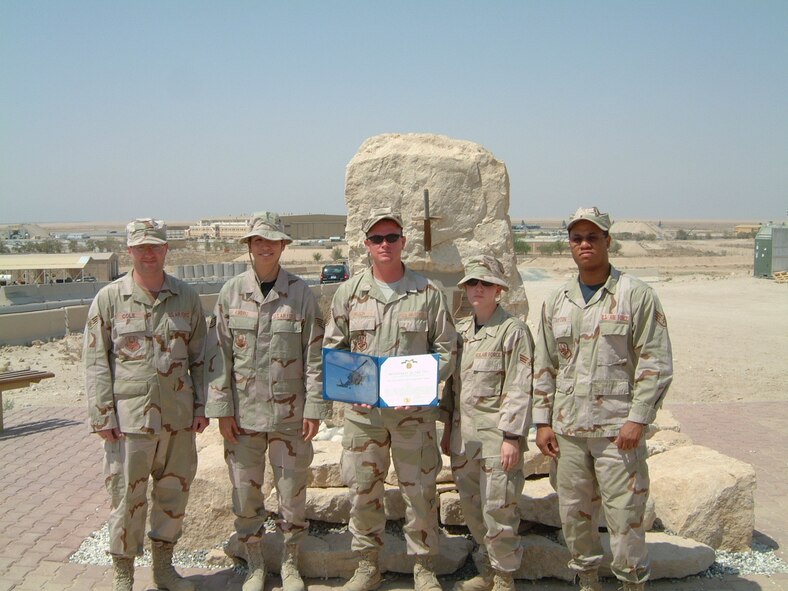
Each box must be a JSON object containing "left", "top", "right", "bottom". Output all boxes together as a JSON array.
[
  {"left": 225, "top": 431, "right": 269, "bottom": 543},
  {"left": 554, "top": 435, "right": 604, "bottom": 574},
  {"left": 342, "top": 419, "right": 391, "bottom": 552},
  {"left": 149, "top": 428, "right": 197, "bottom": 544},
  {"left": 452, "top": 447, "right": 488, "bottom": 545},
  {"left": 389, "top": 417, "right": 441, "bottom": 556},
  {"left": 105, "top": 434, "right": 157, "bottom": 557},
  {"left": 591, "top": 437, "right": 650, "bottom": 584},
  {"left": 269, "top": 428, "right": 314, "bottom": 545},
  {"left": 480, "top": 456, "right": 524, "bottom": 572}
]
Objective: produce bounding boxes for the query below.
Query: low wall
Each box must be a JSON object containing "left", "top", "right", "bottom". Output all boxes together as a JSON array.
[{"left": 0, "top": 293, "right": 223, "bottom": 346}]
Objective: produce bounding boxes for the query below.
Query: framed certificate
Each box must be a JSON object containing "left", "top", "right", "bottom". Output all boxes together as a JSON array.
[{"left": 322, "top": 348, "right": 440, "bottom": 407}]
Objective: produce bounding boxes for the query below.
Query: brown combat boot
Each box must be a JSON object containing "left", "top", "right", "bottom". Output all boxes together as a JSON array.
[
  {"left": 578, "top": 570, "right": 602, "bottom": 591},
  {"left": 243, "top": 541, "right": 267, "bottom": 591},
  {"left": 413, "top": 555, "right": 442, "bottom": 591},
  {"left": 112, "top": 556, "right": 134, "bottom": 591},
  {"left": 342, "top": 548, "right": 382, "bottom": 591},
  {"left": 151, "top": 540, "right": 194, "bottom": 591},
  {"left": 281, "top": 543, "right": 305, "bottom": 591},
  {"left": 491, "top": 570, "right": 515, "bottom": 591},
  {"left": 620, "top": 583, "right": 645, "bottom": 591},
  {"left": 452, "top": 548, "right": 493, "bottom": 591}
]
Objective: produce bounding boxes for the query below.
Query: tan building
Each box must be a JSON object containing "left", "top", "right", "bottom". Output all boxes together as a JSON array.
[
  {"left": 186, "top": 214, "right": 347, "bottom": 241},
  {"left": 0, "top": 253, "right": 119, "bottom": 284},
  {"left": 734, "top": 224, "right": 762, "bottom": 238}
]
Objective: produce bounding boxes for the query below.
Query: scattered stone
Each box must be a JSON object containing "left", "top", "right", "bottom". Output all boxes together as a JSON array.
[{"left": 649, "top": 445, "right": 755, "bottom": 551}]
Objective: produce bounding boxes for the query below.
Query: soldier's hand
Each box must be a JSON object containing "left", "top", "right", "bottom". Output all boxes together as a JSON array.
[
  {"left": 440, "top": 424, "right": 451, "bottom": 456},
  {"left": 535, "top": 425, "right": 559, "bottom": 458},
  {"left": 219, "top": 416, "right": 241, "bottom": 444},
  {"left": 96, "top": 428, "right": 122, "bottom": 442},
  {"left": 500, "top": 439, "right": 520, "bottom": 471},
  {"left": 302, "top": 419, "right": 319, "bottom": 442},
  {"left": 192, "top": 417, "right": 210, "bottom": 434},
  {"left": 614, "top": 421, "right": 645, "bottom": 451},
  {"left": 352, "top": 403, "right": 374, "bottom": 410}
]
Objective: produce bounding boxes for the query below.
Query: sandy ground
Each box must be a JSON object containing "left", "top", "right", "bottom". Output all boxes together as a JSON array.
[{"left": 2, "top": 238, "right": 786, "bottom": 410}]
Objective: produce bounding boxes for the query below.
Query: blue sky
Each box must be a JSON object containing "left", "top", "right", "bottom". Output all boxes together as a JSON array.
[{"left": 2, "top": 1, "right": 787, "bottom": 223}]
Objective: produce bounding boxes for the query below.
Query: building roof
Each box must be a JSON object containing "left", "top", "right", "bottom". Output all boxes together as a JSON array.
[{"left": 0, "top": 253, "right": 116, "bottom": 271}]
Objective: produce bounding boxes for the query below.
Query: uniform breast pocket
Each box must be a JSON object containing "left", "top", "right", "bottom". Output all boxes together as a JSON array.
[
  {"left": 166, "top": 316, "right": 191, "bottom": 360},
  {"left": 552, "top": 322, "right": 574, "bottom": 365},
  {"left": 597, "top": 322, "right": 629, "bottom": 367},
  {"left": 349, "top": 315, "right": 377, "bottom": 352},
  {"left": 398, "top": 316, "right": 428, "bottom": 353},
  {"left": 228, "top": 314, "right": 258, "bottom": 361},
  {"left": 114, "top": 319, "right": 149, "bottom": 361},
  {"left": 470, "top": 356, "right": 504, "bottom": 403},
  {"left": 271, "top": 320, "right": 304, "bottom": 379}
]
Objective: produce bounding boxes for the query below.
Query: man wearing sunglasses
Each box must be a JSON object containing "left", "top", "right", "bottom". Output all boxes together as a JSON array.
[
  {"left": 532, "top": 207, "right": 673, "bottom": 591},
  {"left": 84, "top": 218, "right": 208, "bottom": 591},
  {"left": 324, "top": 207, "right": 456, "bottom": 591}
]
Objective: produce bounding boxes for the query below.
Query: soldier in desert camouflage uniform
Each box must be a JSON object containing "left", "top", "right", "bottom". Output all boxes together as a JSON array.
[
  {"left": 84, "top": 218, "right": 208, "bottom": 591},
  {"left": 440, "top": 255, "right": 534, "bottom": 591},
  {"left": 206, "top": 211, "right": 327, "bottom": 591},
  {"left": 323, "top": 207, "right": 456, "bottom": 591},
  {"left": 532, "top": 207, "right": 673, "bottom": 591}
]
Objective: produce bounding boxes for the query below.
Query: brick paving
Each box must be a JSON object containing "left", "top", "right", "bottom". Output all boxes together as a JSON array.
[{"left": 1, "top": 404, "right": 787, "bottom": 590}]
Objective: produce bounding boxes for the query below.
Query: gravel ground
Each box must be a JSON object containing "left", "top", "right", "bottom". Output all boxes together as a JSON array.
[{"left": 70, "top": 522, "right": 788, "bottom": 580}]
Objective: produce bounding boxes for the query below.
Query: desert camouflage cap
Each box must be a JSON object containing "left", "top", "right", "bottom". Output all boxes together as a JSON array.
[
  {"left": 240, "top": 211, "right": 293, "bottom": 244},
  {"left": 457, "top": 255, "right": 509, "bottom": 290},
  {"left": 126, "top": 218, "right": 167, "bottom": 246},
  {"left": 362, "top": 207, "right": 404, "bottom": 234},
  {"left": 567, "top": 206, "right": 612, "bottom": 232}
]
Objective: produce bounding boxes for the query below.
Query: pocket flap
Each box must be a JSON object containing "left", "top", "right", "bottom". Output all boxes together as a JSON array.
[
  {"left": 229, "top": 315, "right": 257, "bottom": 330},
  {"left": 113, "top": 381, "right": 148, "bottom": 398},
  {"left": 472, "top": 356, "right": 504, "bottom": 372},
  {"left": 600, "top": 321, "right": 628, "bottom": 337},
  {"left": 116, "top": 319, "right": 147, "bottom": 335},
  {"left": 271, "top": 319, "right": 302, "bottom": 333}
]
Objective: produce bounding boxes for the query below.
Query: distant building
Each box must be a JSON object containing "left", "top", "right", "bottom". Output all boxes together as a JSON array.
[
  {"left": 0, "top": 253, "right": 119, "bottom": 284},
  {"left": 735, "top": 223, "right": 762, "bottom": 238},
  {"left": 186, "top": 214, "right": 347, "bottom": 241}
]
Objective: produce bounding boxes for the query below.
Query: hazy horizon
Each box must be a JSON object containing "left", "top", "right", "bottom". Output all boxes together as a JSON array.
[{"left": 3, "top": 1, "right": 787, "bottom": 223}]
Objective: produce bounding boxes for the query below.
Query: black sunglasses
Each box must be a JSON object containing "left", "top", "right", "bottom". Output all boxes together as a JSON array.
[
  {"left": 465, "top": 279, "right": 494, "bottom": 287},
  {"left": 366, "top": 233, "right": 402, "bottom": 245}
]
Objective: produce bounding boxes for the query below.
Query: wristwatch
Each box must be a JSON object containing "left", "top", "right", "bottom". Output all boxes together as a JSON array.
[{"left": 503, "top": 432, "right": 520, "bottom": 441}]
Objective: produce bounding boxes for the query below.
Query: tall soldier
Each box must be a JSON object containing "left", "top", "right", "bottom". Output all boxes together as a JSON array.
[
  {"left": 532, "top": 207, "right": 673, "bottom": 591},
  {"left": 324, "top": 207, "right": 456, "bottom": 591},
  {"left": 84, "top": 218, "right": 208, "bottom": 591},
  {"left": 206, "top": 212, "right": 327, "bottom": 591}
]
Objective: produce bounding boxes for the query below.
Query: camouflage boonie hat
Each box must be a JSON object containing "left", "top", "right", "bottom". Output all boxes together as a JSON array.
[
  {"left": 240, "top": 211, "right": 293, "bottom": 244},
  {"left": 126, "top": 218, "right": 167, "bottom": 246},
  {"left": 362, "top": 207, "right": 404, "bottom": 234},
  {"left": 567, "top": 206, "right": 612, "bottom": 232},
  {"left": 457, "top": 255, "right": 509, "bottom": 291}
]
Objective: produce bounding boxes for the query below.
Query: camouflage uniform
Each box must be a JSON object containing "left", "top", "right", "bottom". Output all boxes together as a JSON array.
[
  {"left": 206, "top": 267, "right": 327, "bottom": 544},
  {"left": 441, "top": 305, "right": 534, "bottom": 572},
  {"left": 84, "top": 272, "right": 207, "bottom": 557},
  {"left": 324, "top": 266, "right": 456, "bottom": 555},
  {"left": 532, "top": 266, "right": 673, "bottom": 584}
]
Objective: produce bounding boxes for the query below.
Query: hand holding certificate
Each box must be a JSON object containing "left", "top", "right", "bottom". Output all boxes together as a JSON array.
[{"left": 323, "top": 348, "right": 440, "bottom": 407}]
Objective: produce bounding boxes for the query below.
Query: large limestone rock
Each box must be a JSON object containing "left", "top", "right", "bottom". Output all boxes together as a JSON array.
[
  {"left": 649, "top": 445, "right": 755, "bottom": 551},
  {"left": 265, "top": 485, "right": 406, "bottom": 523},
  {"left": 515, "top": 532, "right": 714, "bottom": 581},
  {"left": 646, "top": 429, "right": 694, "bottom": 457},
  {"left": 309, "top": 440, "right": 345, "bottom": 487},
  {"left": 178, "top": 425, "right": 234, "bottom": 551},
  {"left": 225, "top": 530, "right": 472, "bottom": 577},
  {"left": 345, "top": 133, "right": 528, "bottom": 319},
  {"left": 522, "top": 449, "right": 552, "bottom": 478},
  {"left": 519, "top": 477, "right": 561, "bottom": 527}
]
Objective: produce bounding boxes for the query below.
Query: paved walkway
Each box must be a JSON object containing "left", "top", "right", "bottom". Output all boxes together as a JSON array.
[{"left": 1, "top": 404, "right": 787, "bottom": 590}]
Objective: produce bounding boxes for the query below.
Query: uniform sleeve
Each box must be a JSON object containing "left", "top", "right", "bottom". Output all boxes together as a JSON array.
[
  {"left": 428, "top": 286, "right": 457, "bottom": 382},
  {"left": 532, "top": 299, "right": 559, "bottom": 426},
  {"left": 187, "top": 292, "right": 208, "bottom": 417},
  {"left": 323, "top": 283, "right": 351, "bottom": 351},
  {"left": 302, "top": 287, "right": 330, "bottom": 420},
  {"left": 627, "top": 288, "right": 673, "bottom": 424},
  {"left": 497, "top": 322, "right": 535, "bottom": 437},
  {"left": 83, "top": 291, "right": 118, "bottom": 432},
  {"left": 205, "top": 289, "right": 236, "bottom": 418},
  {"left": 438, "top": 332, "right": 462, "bottom": 424}
]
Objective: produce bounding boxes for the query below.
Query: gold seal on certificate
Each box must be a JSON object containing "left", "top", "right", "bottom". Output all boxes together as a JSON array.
[{"left": 378, "top": 354, "right": 439, "bottom": 407}]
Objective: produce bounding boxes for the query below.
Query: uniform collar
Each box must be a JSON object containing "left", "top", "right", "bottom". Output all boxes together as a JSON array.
[
  {"left": 242, "top": 266, "right": 288, "bottom": 304},
  {"left": 120, "top": 271, "right": 177, "bottom": 305},
  {"left": 565, "top": 265, "right": 621, "bottom": 306},
  {"left": 460, "top": 305, "right": 508, "bottom": 340},
  {"left": 358, "top": 265, "right": 425, "bottom": 303}
]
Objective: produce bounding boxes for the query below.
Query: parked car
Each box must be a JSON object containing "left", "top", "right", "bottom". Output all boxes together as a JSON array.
[{"left": 320, "top": 262, "right": 349, "bottom": 284}]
